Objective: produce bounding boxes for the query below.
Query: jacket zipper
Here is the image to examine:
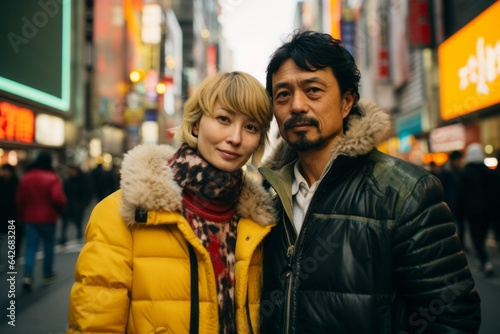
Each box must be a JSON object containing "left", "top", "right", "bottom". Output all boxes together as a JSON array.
[
  {"left": 283, "top": 211, "right": 295, "bottom": 334},
  {"left": 281, "top": 173, "right": 330, "bottom": 334}
]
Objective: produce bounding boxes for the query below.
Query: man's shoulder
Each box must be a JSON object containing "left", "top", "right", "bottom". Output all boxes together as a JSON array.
[
  {"left": 370, "top": 150, "right": 425, "bottom": 169},
  {"left": 367, "top": 150, "right": 430, "bottom": 182}
]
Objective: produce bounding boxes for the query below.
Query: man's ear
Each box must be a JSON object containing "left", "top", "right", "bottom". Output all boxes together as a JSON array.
[{"left": 342, "top": 91, "right": 355, "bottom": 118}]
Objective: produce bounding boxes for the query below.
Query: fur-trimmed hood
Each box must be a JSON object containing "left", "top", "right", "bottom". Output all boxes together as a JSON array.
[
  {"left": 119, "top": 144, "right": 276, "bottom": 227},
  {"left": 262, "top": 99, "right": 390, "bottom": 170}
]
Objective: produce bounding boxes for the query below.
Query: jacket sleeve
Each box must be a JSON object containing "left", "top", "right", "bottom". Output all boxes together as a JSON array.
[
  {"left": 393, "top": 174, "right": 481, "bottom": 334},
  {"left": 67, "top": 192, "right": 133, "bottom": 334},
  {"left": 50, "top": 176, "right": 67, "bottom": 213}
]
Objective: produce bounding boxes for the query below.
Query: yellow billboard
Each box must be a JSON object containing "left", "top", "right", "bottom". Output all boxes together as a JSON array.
[
  {"left": 330, "top": 0, "right": 341, "bottom": 39},
  {"left": 438, "top": 1, "right": 500, "bottom": 121}
]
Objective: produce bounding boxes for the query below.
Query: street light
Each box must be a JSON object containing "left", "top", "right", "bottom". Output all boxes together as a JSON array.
[
  {"left": 129, "top": 69, "right": 145, "bottom": 83},
  {"left": 156, "top": 82, "right": 167, "bottom": 95}
]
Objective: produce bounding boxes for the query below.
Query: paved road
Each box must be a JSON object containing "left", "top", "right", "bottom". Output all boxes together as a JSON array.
[
  {"left": 0, "top": 240, "right": 82, "bottom": 333},
  {"left": 469, "top": 238, "right": 500, "bottom": 334}
]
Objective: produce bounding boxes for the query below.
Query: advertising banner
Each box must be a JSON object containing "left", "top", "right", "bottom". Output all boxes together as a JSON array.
[{"left": 438, "top": 2, "right": 500, "bottom": 121}]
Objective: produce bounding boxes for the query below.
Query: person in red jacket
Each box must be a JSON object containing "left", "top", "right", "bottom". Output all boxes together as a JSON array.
[{"left": 16, "top": 151, "right": 67, "bottom": 290}]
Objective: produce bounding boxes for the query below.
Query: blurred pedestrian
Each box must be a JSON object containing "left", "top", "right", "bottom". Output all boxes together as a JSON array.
[
  {"left": 428, "top": 160, "right": 441, "bottom": 177},
  {"left": 456, "top": 143, "right": 493, "bottom": 276},
  {"left": 16, "top": 152, "right": 67, "bottom": 290},
  {"left": 67, "top": 71, "right": 276, "bottom": 333},
  {"left": 438, "top": 150, "right": 465, "bottom": 245},
  {"left": 60, "top": 166, "right": 91, "bottom": 245},
  {"left": 0, "top": 164, "right": 21, "bottom": 261},
  {"left": 90, "top": 162, "right": 117, "bottom": 202}
]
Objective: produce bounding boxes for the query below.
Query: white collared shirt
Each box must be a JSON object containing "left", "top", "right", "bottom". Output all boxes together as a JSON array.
[{"left": 292, "top": 161, "right": 319, "bottom": 234}]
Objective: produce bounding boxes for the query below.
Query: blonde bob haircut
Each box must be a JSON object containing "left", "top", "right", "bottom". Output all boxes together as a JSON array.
[{"left": 175, "top": 71, "right": 272, "bottom": 166}]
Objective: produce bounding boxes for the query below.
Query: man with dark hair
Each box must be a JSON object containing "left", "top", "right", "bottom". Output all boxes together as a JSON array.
[{"left": 259, "top": 31, "right": 480, "bottom": 333}]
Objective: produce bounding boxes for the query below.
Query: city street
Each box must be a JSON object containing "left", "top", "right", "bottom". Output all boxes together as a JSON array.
[
  {"left": 2, "top": 0, "right": 500, "bottom": 332},
  {"left": 1, "top": 230, "right": 500, "bottom": 333},
  {"left": 0, "top": 241, "right": 82, "bottom": 333}
]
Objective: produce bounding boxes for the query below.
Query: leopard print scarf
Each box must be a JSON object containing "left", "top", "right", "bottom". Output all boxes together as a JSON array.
[{"left": 169, "top": 144, "right": 242, "bottom": 333}]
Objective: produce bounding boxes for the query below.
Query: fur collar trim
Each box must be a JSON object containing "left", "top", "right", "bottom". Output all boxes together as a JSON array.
[
  {"left": 262, "top": 99, "right": 390, "bottom": 170},
  {"left": 119, "top": 144, "right": 276, "bottom": 227}
]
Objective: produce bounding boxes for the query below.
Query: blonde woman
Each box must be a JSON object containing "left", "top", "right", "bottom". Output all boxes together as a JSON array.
[{"left": 67, "top": 72, "right": 276, "bottom": 334}]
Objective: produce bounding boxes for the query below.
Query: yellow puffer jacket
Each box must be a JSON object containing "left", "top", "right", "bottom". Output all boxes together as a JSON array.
[{"left": 67, "top": 145, "right": 276, "bottom": 334}]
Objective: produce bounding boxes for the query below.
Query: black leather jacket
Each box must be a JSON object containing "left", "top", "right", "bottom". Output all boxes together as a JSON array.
[{"left": 258, "top": 101, "right": 481, "bottom": 334}]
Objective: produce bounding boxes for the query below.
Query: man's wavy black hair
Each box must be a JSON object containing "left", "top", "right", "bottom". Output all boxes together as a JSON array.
[{"left": 266, "top": 30, "right": 362, "bottom": 129}]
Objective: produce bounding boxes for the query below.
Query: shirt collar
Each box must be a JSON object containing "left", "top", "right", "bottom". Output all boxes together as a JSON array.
[
  {"left": 292, "top": 160, "right": 323, "bottom": 196},
  {"left": 292, "top": 161, "right": 309, "bottom": 196}
]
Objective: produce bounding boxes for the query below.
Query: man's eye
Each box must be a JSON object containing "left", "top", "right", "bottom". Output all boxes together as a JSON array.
[
  {"left": 275, "top": 91, "right": 290, "bottom": 99},
  {"left": 308, "top": 87, "right": 321, "bottom": 93}
]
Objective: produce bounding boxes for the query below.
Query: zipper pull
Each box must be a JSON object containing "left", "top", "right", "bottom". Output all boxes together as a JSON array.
[{"left": 281, "top": 245, "right": 295, "bottom": 278}]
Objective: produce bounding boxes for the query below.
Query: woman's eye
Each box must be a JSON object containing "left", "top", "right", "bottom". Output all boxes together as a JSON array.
[
  {"left": 245, "top": 124, "right": 259, "bottom": 132},
  {"left": 217, "top": 116, "right": 230, "bottom": 123}
]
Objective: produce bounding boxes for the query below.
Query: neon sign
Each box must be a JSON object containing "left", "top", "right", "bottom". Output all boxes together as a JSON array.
[
  {"left": 0, "top": 101, "right": 35, "bottom": 144},
  {"left": 0, "top": 1, "right": 72, "bottom": 112}
]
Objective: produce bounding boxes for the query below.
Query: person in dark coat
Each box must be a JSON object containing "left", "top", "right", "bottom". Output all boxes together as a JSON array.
[
  {"left": 0, "top": 164, "right": 22, "bottom": 260},
  {"left": 258, "top": 30, "right": 480, "bottom": 333},
  {"left": 456, "top": 143, "right": 494, "bottom": 277},
  {"left": 90, "top": 163, "right": 117, "bottom": 202},
  {"left": 438, "top": 150, "right": 465, "bottom": 245},
  {"left": 60, "top": 166, "right": 91, "bottom": 245}
]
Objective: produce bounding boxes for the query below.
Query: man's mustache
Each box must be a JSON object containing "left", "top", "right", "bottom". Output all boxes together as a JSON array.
[{"left": 283, "top": 115, "right": 319, "bottom": 130}]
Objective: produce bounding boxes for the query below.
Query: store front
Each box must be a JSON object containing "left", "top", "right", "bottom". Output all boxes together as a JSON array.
[{"left": 0, "top": 100, "right": 65, "bottom": 170}]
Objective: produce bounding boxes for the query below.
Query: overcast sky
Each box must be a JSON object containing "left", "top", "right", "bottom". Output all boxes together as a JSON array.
[{"left": 219, "top": 0, "right": 297, "bottom": 85}]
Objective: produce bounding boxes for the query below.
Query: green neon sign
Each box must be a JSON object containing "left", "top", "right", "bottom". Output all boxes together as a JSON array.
[{"left": 0, "top": 0, "right": 71, "bottom": 112}]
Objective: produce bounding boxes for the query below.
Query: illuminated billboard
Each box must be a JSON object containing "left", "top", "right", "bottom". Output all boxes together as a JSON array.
[
  {"left": 0, "top": 0, "right": 71, "bottom": 112},
  {"left": 438, "top": 2, "right": 500, "bottom": 121}
]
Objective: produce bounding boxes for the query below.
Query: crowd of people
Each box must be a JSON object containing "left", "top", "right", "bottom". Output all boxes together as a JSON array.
[
  {"left": 0, "top": 154, "right": 118, "bottom": 289},
  {"left": 1, "top": 29, "right": 500, "bottom": 333}
]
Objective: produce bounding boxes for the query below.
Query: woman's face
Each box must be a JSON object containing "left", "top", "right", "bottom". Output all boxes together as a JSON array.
[{"left": 193, "top": 101, "right": 262, "bottom": 172}]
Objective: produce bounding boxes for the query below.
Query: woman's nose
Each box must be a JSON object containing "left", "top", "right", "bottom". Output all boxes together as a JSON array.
[{"left": 226, "top": 127, "right": 242, "bottom": 145}]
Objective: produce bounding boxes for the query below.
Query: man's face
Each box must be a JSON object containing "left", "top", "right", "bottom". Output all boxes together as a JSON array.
[{"left": 271, "top": 59, "right": 353, "bottom": 152}]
